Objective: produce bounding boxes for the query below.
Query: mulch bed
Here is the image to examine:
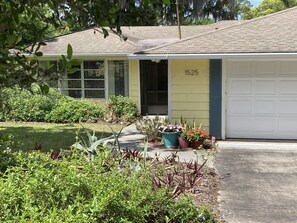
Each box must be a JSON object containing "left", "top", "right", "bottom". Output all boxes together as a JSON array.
[{"left": 190, "top": 167, "right": 226, "bottom": 223}]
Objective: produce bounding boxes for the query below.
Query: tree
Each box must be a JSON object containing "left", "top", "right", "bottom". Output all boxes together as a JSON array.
[
  {"left": 201, "top": 0, "right": 252, "bottom": 21},
  {"left": 0, "top": 0, "right": 157, "bottom": 89},
  {"left": 243, "top": 0, "right": 297, "bottom": 19}
]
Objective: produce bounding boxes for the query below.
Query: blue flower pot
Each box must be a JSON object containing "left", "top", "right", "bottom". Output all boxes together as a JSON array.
[{"left": 162, "top": 132, "right": 179, "bottom": 147}]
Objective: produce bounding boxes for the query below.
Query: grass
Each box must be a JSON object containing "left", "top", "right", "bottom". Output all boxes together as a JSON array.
[{"left": 0, "top": 122, "right": 123, "bottom": 152}]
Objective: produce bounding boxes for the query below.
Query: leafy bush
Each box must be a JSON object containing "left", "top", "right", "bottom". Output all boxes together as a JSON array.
[
  {"left": 136, "top": 115, "right": 164, "bottom": 142},
  {"left": 105, "top": 95, "right": 138, "bottom": 123},
  {"left": 46, "top": 97, "right": 104, "bottom": 123},
  {"left": 0, "top": 86, "right": 62, "bottom": 121},
  {"left": 0, "top": 134, "right": 19, "bottom": 175},
  {"left": 0, "top": 151, "right": 216, "bottom": 223},
  {"left": 0, "top": 85, "right": 104, "bottom": 123}
]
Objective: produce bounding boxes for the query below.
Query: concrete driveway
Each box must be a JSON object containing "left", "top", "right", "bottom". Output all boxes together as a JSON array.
[{"left": 216, "top": 141, "right": 297, "bottom": 223}]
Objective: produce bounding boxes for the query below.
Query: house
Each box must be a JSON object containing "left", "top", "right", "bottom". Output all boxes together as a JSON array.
[{"left": 39, "top": 7, "right": 297, "bottom": 140}]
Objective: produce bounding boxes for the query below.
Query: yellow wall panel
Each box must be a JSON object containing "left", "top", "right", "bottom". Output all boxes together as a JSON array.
[
  {"left": 129, "top": 60, "right": 140, "bottom": 109},
  {"left": 170, "top": 59, "right": 209, "bottom": 128},
  {"left": 172, "top": 93, "right": 209, "bottom": 102}
]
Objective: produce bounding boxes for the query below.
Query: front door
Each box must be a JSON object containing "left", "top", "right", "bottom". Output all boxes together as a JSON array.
[{"left": 140, "top": 60, "right": 168, "bottom": 115}]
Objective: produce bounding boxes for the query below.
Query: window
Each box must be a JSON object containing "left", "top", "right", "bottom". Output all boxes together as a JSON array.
[
  {"left": 108, "top": 60, "right": 129, "bottom": 97},
  {"left": 60, "top": 60, "right": 129, "bottom": 99}
]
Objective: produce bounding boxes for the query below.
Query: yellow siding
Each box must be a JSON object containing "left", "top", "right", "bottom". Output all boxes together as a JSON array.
[
  {"left": 129, "top": 60, "right": 140, "bottom": 110},
  {"left": 170, "top": 59, "right": 209, "bottom": 131}
]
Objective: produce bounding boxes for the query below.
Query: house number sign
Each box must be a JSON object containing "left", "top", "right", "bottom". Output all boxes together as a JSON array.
[{"left": 185, "top": 69, "right": 199, "bottom": 76}]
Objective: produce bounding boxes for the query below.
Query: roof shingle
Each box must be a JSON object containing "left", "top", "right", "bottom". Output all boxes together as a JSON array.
[{"left": 145, "top": 7, "right": 297, "bottom": 54}]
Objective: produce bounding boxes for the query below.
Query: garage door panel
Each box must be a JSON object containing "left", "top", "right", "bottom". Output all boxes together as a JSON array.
[
  {"left": 278, "top": 118, "right": 297, "bottom": 133},
  {"left": 279, "top": 61, "right": 297, "bottom": 75},
  {"left": 227, "top": 117, "right": 253, "bottom": 133},
  {"left": 278, "top": 100, "right": 297, "bottom": 115},
  {"left": 227, "top": 99, "right": 252, "bottom": 115},
  {"left": 227, "top": 60, "right": 297, "bottom": 139},
  {"left": 279, "top": 80, "right": 297, "bottom": 95},
  {"left": 254, "top": 117, "right": 276, "bottom": 132},
  {"left": 230, "top": 62, "right": 251, "bottom": 75},
  {"left": 254, "top": 100, "right": 275, "bottom": 115},
  {"left": 254, "top": 80, "right": 276, "bottom": 95},
  {"left": 228, "top": 80, "right": 252, "bottom": 95},
  {"left": 255, "top": 62, "right": 276, "bottom": 75}
]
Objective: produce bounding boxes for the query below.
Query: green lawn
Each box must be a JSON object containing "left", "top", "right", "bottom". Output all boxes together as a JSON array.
[{"left": 0, "top": 122, "right": 123, "bottom": 151}]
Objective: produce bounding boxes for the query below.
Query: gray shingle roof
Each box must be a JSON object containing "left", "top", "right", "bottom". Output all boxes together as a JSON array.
[
  {"left": 40, "top": 7, "right": 297, "bottom": 56},
  {"left": 40, "top": 21, "right": 241, "bottom": 55},
  {"left": 144, "top": 7, "right": 297, "bottom": 54},
  {"left": 40, "top": 29, "right": 139, "bottom": 55}
]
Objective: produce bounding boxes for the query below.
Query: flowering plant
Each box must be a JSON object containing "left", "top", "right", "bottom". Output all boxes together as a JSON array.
[
  {"left": 158, "top": 124, "right": 182, "bottom": 133},
  {"left": 186, "top": 128, "right": 209, "bottom": 142}
]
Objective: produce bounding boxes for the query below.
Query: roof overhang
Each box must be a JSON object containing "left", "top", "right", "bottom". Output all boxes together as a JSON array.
[
  {"left": 128, "top": 52, "right": 297, "bottom": 60},
  {"left": 41, "top": 53, "right": 129, "bottom": 57}
]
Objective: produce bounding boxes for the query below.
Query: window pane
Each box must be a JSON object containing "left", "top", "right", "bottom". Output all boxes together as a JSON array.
[
  {"left": 63, "top": 90, "right": 82, "bottom": 98},
  {"left": 67, "top": 69, "right": 81, "bottom": 79},
  {"left": 84, "top": 61, "right": 104, "bottom": 70},
  {"left": 61, "top": 80, "right": 81, "bottom": 88},
  {"left": 108, "top": 60, "right": 129, "bottom": 96},
  {"left": 84, "top": 70, "right": 104, "bottom": 79},
  {"left": 84, "top": 80, "right": 104, "bottom": 88},
  {"left": 85, "top": 90, "right": 105, "bottom": 98}
]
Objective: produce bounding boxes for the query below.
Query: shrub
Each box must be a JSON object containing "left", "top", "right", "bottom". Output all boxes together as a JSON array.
[
  {"left": 0, "top": 151, "right": 216, "bottom": 223},
  {"left": 0, "top": 85, "right": 104, "bottom": 123},
  {"left": 136, "top": 115, "right": 164, "bottom": 142},
  {"left": 0, "top": 134, "right": 19, "bottom": 175},
  {"left": 46, "top": 97, "right": 104, "bottom": 123},
  {"left": 105, "top": 95, "right": 138, "bottom": 123},
  {"left": 0, "top": 86, "right": 62, "bottom": 122}
]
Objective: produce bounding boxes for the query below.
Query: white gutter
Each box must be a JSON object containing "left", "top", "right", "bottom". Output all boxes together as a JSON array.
[
  {"left": 128, "top": 52, "right": 297, "bottom": 60},
  {"left": 41, "top": 53, "right": 129, "bottom": 57}
]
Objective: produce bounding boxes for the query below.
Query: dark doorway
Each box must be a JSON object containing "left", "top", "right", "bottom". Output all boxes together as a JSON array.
[{"left": 140, "top": 60, "right": 168, "bottom": 115}]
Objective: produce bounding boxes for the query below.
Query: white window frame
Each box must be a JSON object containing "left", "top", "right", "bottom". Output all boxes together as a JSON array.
[{"left": 61, "top": 59, "right": 129, "bottom": 100}]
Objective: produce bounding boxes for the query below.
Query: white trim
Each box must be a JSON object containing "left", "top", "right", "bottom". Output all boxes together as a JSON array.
[
  {"left": 128, "top": 61, "right": 132, "bottom": 97},
  {"left": 168, "top": 59, "right": 172, "bottom": 120},
  {"left": 128, "top": 53, "right": 297, "bottom": 60},
  {"left": 137, "top": 61, "right": 141, "bottom": 113},
  {"left": 35, "top": 53, "right": 129, "bottom": 58},
  {"left": 221, "top": 59, "right": 227, "bottom": 140},
  {"left": 80, "top": 62, "right": 85, "bottom": 98},
  {"left": 104, "top": 60, "right": 108, "bottom": 99}
]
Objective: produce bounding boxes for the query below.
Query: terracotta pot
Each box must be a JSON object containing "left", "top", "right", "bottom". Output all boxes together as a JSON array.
[
  {"left": 178, "top": 137, "right": 189, "bottom": 149},
  {"left": 191, "top": 140, "right": 203, "bottom": 149}
]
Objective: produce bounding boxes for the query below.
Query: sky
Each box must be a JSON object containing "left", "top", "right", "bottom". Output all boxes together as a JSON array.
[{"left": 250, "top": 0, "right": 262, "bottom": 7}]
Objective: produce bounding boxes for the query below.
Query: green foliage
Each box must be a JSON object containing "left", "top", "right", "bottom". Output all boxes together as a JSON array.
[
  {"left": 46, "top": 97, "right": 104, "bottom": 123},
  {"left": 0, "top": 134, "right": 18, "bottom": 174},
  {"left": 0, "top": 86, "right": 104, "bottom": 123},
  {"left": 0, "top": 133, "right": 20, "bottom": 150},
  {"left": 243, "top": 0, "right": 297, "bottom": 19},
  {"left": 105, "top": 95, "right": 138, "bottom": 123},
  {"left": 72, "top": 124, "right": 122, "bottom": 161},
  {"left": 0, "top": 151, "right": 216, "bottom": 222},
  {"left": 136, "top": 115, "right": 164, "bottom": 142},
  {"left": 0, "top": 86, "right": 61, "bottom": 121}
]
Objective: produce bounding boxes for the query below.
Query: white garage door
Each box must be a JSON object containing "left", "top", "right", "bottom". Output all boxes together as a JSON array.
[{"left": 226, "top": 60, "right": 297, "bottom": 139}]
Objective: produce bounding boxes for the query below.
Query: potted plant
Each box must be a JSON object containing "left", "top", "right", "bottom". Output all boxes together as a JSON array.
[
  {"left": 178, "top": 131, "right": 190, "bottom": 149},
  {"left": 158, "top": 124, "right": 182, "bottom": 148},
  {"left": 186, "top": 128, "right": 209, "bottom": 149}
]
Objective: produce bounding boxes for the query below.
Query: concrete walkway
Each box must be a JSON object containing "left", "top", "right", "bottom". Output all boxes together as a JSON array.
[
  {"left": 118, "top": 124, "right": 215, "bottom": 167},
  {"left": 119, "top": 125, "right": 297, "bottom": 223},
  {"left": 216, "top": 142, "right": 297, "bottom": 223}
]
